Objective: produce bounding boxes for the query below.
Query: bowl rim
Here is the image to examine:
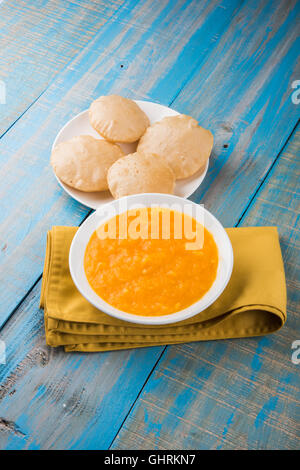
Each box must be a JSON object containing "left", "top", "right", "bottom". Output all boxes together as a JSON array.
[{"left": 69, "top": 193, "right": 234, "bottom": 325}]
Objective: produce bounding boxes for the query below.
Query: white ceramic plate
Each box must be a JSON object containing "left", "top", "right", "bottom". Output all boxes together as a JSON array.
[
  {"left": 52, "top": 100, "right": 209, "bottom": 209},
  {"left": 69, "top": 194, "right": 233, "bottom": 325}
]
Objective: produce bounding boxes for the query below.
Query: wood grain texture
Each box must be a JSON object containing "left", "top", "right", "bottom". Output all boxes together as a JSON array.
[
  {"left": 0, "top": 0, "right": 299, "bottom": 450},
  {"left": 176, "top": 0, "right": 300, "bottom": 220},
  {"left": 112, "top": 127, "right": 300, "bottom": 450},
  {"left": 1, "top": 0, "right": 299, "bottom": 328},
  {"left": 0, "top": 281, "right": 163, "bottom": 449},
  {"left": 0, "top": 0, "right": 122, "bottom": 136},
  {"left": 0, "top": 0, "right": 243, "bottom": 328},
  {"left": 0, "top": 0, "right": 245, "bottom": 449}
]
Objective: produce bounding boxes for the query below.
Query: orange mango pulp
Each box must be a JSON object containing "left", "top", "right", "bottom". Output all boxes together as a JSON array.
[{"left": 84, "top": 207, "right": 218, "bottom": 316}]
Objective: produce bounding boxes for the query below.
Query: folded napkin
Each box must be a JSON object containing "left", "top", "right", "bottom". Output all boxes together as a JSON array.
[{"left": 40, "top": 226, "right": 286, "bottom": 352}]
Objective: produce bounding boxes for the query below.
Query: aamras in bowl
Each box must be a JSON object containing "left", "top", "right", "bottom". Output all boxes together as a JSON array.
[
  {"left": 84, "top": 206, "right": 218, "bottom": 316},
  {"left": 69, "top": 194, "right": 233, "bottom": 325}
]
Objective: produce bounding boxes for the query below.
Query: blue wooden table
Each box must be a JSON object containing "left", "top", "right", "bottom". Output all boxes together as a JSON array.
[{"left": 0, "top": 0, "right": 299, "bottom": 450}]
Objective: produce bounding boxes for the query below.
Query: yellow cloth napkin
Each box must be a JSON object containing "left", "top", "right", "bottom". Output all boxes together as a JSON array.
[{"left": 40, "top": 226, "right": 286, "bottom": 352}]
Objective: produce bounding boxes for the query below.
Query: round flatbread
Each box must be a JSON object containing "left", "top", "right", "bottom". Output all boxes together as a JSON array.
[
  {"left": 107, "top": 152, "right": 175, "bottom": 199},
  {"left": 89, "top": 95, "right": 150, "bottom": 143},
  {"left": 137, "top": 114, "right": 213, "bottom": 179},
  {"left": 51, "top": 135, "right": 124, "bottom": 192}
]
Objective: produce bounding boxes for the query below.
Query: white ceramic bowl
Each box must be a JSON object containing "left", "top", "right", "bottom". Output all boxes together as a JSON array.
[{"left": 69, "top": 194, "right": 233, "bottom": 325}]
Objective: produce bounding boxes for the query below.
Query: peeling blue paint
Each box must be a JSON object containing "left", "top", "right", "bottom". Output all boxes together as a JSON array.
[{"left": 255, "top": 396, "right": 278, "bottom": 429}]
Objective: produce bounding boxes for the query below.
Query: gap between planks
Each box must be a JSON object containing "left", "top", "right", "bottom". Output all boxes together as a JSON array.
[
  {"left": 107, "top": 121, "right": 300, "bottom": 446},
  {"left": 0, "top": 0, "right": 125, "bottom": 141},
  {"left": 1, "top": 119, "right": 297, "bottom": 336},
  {"left": 0, "top": 0, "right": 298, "bottom": 449}
]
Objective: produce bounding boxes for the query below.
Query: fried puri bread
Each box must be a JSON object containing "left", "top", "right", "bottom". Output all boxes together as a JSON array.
[
  {"left": 137, "top": 114, "right": 213, "bottom": 179},
  {"left": 107, "top": 152, "right": 175, "bottom": 199},
  {"left": 51, "top": 135, "right": 124, "bottom": 192},
  {"left": 89, "top": 95, "right": 150, "bottom": 143}
]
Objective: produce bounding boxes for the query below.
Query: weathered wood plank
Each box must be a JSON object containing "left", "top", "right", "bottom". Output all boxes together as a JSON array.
[
  {"left": 1, "top": 0, "right": 299, "bottom": 329},
  {"left": 0, "top": 0, "right": 246, "bottom": 450},
  {"left": 0, "top": 0, "right": 299, "bottom": 450},
  {"left": 0, "top": 281, "right": 163, "bottom": 449},
  {"left": 112, "top": 127, "right": 300, "bottom": 450},
  {"left": 0, "top": 0, "right": 243, "bottom": 328},
  {"left": 0, "top": 0, "right": 122, "bottom": 136},
  {"left": 1, "top": 128, "right": 298, "bottom": 450},
  {"left": 175, "top": 0, "right": 300, "bottom": 221}
]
